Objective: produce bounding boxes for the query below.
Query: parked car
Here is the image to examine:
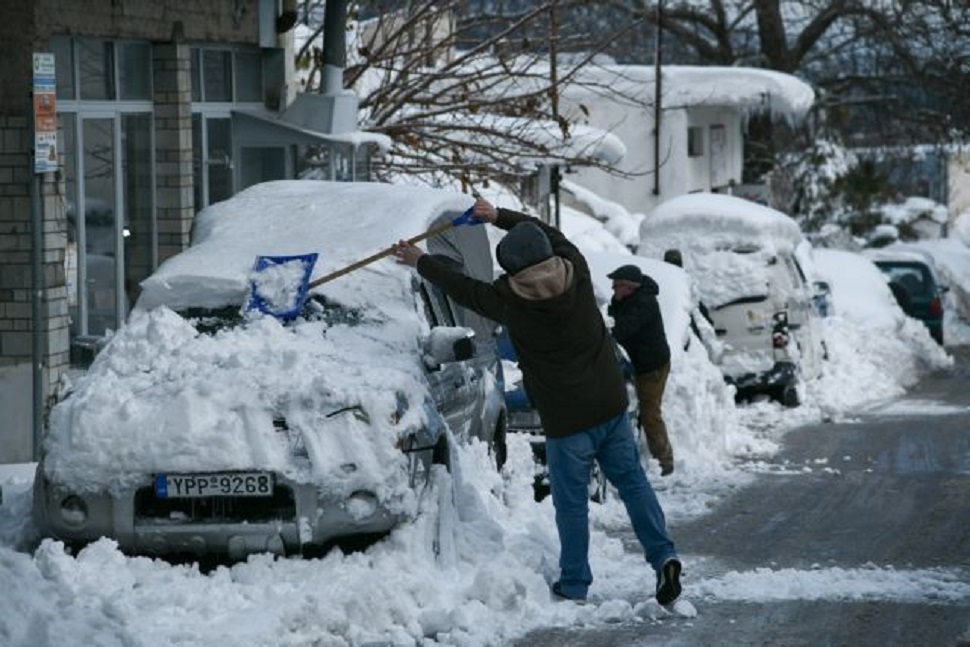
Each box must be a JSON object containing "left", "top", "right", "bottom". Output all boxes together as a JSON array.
[
  {"left": 637, "top": 193, "right": 826, "bottom": 407},
  {"left": 864, "top": 247, "right": 947, "bottom": 345},
  {"left": 33, "top": 180, "right": 507, "bottom": 560}
]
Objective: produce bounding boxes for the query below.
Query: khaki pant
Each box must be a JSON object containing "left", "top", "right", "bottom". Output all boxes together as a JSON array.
[{"left": 634, "top": 362, "right": 672, "bottom": 469}]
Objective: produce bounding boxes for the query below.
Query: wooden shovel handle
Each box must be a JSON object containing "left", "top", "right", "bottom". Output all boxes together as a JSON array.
[{"left": 307, "top": 220, "right": 455, "bottom": 289}]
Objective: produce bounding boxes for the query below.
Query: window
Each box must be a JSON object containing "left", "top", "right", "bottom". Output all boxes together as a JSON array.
[
  {"left": 52, "top": 36, "right": 152, "bottom": 102},
  {"left": 51, "top": 36, "right": 75, "bottom": 100},
  {"left": 52, "top": 35, "right": 155, "bottom": 358},
  {"left": 203, "top": 50, "right": 233, "bottom": 102},
  {"left": 235, "top": 51, "right": 263, "bottom": 103},
  {"left": 119, "top": 42, "right": 152, "bottom": 100},
  {"left": 688, "top": 126, "right": 704, "bottom": 157},
  {"left": 78, "top": 38, "right": 116, "bottom": 100},
  {"left": 191, "top": 47, "right": 263, "bottom": 103}
]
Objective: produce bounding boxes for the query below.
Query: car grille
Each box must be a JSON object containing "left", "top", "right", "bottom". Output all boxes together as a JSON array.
[
  {"left": 133, "top": 485, "right": 297, "bottom": 524},
  {"left": 507, "top": 410, "right": 542, "bottom": 432}
]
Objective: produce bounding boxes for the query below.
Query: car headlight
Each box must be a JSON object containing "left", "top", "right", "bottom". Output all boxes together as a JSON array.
[{"left": 59, "top": 495, "right": 88, "bottom": 526}]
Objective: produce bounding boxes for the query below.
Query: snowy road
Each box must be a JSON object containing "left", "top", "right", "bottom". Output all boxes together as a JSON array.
[{"left": 517, "top": 346, "right": 970, "bottom": 647}]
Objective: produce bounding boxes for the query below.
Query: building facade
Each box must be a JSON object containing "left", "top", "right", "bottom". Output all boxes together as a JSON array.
[{"left": 0, "top": 0, "right": 377, "bottom": 463}]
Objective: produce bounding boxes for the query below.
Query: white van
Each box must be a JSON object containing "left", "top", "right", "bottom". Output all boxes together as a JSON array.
[{"left": 638, "top": 193, "right": 825, "bottom": 406}]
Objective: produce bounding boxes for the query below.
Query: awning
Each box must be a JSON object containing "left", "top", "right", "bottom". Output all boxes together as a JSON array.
[{"left": 232, "top": 109, "right": 392, "bottom": 152}]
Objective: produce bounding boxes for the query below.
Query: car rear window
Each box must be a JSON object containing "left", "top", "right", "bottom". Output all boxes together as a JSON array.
[{"left": 876, "top": 263, "right": 933, "bottom": 297}]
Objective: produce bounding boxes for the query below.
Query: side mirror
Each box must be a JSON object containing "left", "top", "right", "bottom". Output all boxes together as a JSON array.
[{"left": 424, "top": 326, "right": 476, "bottom": 368}]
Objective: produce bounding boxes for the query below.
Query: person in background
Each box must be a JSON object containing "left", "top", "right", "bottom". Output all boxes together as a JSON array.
[
  {"left": 606, "top": 264, "right": 674, "bottom": 476},
  {"left": 391, "top": 198, "right": 682, "bottom": 606}
]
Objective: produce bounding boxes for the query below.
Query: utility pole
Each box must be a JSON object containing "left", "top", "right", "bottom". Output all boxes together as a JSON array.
[
  {"left": 549, "top": 0, "right": 561, "bottom": 228},
  {"left": 653, "top": 0, "right": 663, "bottom": 196}
]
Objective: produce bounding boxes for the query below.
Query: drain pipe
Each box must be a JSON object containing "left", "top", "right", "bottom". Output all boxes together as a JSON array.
[
  {"left": 28, "top": 93, "right": 44, "bottom": 459},
  {"left": 321, "top": 0, "right": 347, "bottom": 95}
]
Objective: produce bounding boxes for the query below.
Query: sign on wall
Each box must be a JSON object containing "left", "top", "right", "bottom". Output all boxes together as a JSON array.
[{"left": 32, "top": 52, "right": 57, "bottom": 174}]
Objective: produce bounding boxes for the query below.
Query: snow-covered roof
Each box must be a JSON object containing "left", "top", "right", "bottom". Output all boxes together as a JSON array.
[
  {"left": 416, "top": 111, "right": 626, "bottom": 168},
  {"left": 566, "top": 64, "right": 815, "bottom": 121}
]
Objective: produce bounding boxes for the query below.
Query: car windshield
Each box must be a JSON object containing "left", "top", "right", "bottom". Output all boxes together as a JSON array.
[{"left": 178, "top": 295, "right": 369, "bottom": 334}]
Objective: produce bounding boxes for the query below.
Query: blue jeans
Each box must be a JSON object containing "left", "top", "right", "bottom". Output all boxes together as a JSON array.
[{"left": 545, "top": 411, "right": 677, "bottom": 599}]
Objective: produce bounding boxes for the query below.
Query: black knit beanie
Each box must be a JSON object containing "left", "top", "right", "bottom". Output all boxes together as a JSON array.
[{"left": 496, "top": 222, "right": 554, "bottom": 275}]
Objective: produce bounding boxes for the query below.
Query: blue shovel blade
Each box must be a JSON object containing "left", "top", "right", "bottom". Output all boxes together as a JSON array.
[{"left": 247, "top": 252, "right": 319, "bottom": 320}]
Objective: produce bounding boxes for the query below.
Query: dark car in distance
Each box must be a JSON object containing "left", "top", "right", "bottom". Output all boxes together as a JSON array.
[{"left": 867, "top": 249, "right": 947, "bottom": 345}]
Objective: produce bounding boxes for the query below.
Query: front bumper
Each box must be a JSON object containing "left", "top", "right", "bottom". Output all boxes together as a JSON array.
[
  {"left": 33, "top": 469, "right": 403, "bottom": 559},
  {"left": 725, "top": 360, "right": 798, "bottom": 394}
]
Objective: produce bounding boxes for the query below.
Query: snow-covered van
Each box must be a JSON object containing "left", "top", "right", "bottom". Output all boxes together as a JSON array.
[
  {"left": 638, "top": 193, "right": 826, "bottom": 406},
  {"left": 33, "top": 181, "right": 506, "bottom": 560}
]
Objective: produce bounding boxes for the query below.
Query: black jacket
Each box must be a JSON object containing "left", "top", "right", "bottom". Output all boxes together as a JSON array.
[
  {"left": 608, "top": 277, "right": 671, "bottom": 374},
  {"left": 416, "top": 208, "right": 628, "bottom": 438}
]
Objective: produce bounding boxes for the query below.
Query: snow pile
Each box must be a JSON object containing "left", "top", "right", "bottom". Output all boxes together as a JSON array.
[{"left": 2, "top": 181, "right": 968, "bottom": 647}]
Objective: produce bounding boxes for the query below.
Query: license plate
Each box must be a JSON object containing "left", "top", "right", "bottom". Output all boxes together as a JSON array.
[{"left": 154, "top": 472, "right": 274, "bottom": 498}]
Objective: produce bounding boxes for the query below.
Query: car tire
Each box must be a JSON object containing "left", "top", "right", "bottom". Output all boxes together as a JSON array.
[{"left": 773, "top": 382, "right": 800, "bottom": 408}]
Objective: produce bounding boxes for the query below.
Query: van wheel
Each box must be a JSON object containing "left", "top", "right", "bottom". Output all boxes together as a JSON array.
[{"left": 774, "top": 383, "right": 800, "bottom": 408}]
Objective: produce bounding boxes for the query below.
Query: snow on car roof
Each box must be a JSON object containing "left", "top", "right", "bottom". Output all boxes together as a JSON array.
[
  {"left": 863, "top": 246, "right": 939, "bottom": 268},
  {"left": 636, "top": 193, "right": 806, "bottom": 309},
  {"left": 137, "top": 180, "right": 478, "bottom": 313},
  {"left": 639, "top": 193, "right": 804, "bottom": 253}
]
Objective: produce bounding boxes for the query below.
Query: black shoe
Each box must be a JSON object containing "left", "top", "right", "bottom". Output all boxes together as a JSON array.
[
  {"left": 661, "top": 463, "right": 674, "bottom": 477},
  {"left": 552, "top": 581, "right": 587, "bottom": 603},
  {"left": 656, "top": 558, "right": 682, "bottom": 605}
]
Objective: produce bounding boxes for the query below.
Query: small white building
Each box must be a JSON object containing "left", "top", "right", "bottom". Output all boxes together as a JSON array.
[{"left": 558, "top": 65, "right": 815, "bottom": 216}]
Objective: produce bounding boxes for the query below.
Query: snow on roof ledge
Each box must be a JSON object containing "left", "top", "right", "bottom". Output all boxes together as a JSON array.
[
  {"left": 570, "top": 64, "right": 815, "bottom": 122},
  {"left": 661, "top": 66, "right": 815, "bottom": 119}
]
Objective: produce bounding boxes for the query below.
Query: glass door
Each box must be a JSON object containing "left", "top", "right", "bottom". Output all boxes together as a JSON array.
[
  {"left": 66, "top": 113, "right": 153, "bottom": 341},
  {"left": 81, "top": 117, "right": 119, "bottom": 336},
  {"left": 122, "top": 113, "right": 154, "bottom": 309},
  {"left": 192, "top": 114, "right": 233, "bottom": 209}
]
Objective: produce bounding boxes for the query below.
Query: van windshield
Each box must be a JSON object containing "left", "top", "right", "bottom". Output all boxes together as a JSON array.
[{"left": 178, "top": 295, "right": 368, "bottom": 334}]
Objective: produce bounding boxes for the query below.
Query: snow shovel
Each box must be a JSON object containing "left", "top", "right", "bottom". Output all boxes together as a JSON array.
[{"left": 248, "top": 205, "right": 479, "bottom": 320}]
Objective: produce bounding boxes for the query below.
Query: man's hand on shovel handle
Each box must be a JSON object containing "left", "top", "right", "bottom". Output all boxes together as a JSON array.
[
  {"left": 392, "top": 240, "right": 424, "bottom": 267},
  {"left": 472, "top": 197, "right": 498, "bottom": 224}
]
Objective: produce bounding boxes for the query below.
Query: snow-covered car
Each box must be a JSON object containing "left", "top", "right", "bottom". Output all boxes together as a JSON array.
[
  {"left": 864, "top": 247, "right": 947, "bottom": 345},
  {"left": 33, "top": 180, "right": 507, "bottom": 560},
  {"left": 638, "top": 193, "right": 826, "bottom": 406}
]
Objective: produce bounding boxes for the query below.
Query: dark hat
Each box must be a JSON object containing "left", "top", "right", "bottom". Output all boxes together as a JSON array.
[
  {"left": 607, "top": 264, "right": 646, "bottom": 284},
  {"left": 496, "top": 222, "right": 554, "bottom": 274},
  {"left": 663, "top": 249, "right": 684, "bottom": 267}
]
